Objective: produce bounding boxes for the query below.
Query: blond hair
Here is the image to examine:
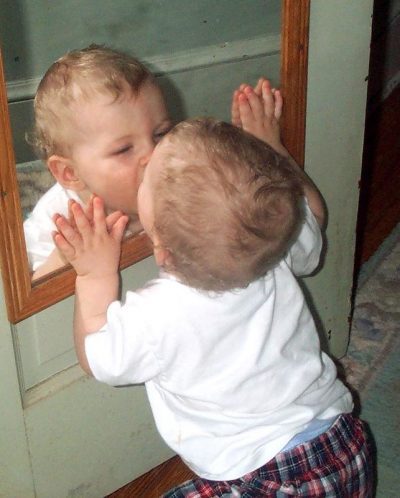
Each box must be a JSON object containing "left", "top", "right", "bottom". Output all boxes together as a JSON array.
[
  {"left": 29, "top": 44, "right": 153, "bottom": 159},
  {"left": 154, "top": 118, "right": 305, "bottom": 292}
]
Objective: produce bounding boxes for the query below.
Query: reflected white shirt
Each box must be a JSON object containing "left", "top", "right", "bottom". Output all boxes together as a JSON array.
[{"left": 23, "top": 183, "right": 81, "bottom": 271}]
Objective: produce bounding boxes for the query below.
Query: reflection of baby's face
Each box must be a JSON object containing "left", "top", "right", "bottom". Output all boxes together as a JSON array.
[{"left": 67, "top": 81, "right": 172, "bottom": 220}]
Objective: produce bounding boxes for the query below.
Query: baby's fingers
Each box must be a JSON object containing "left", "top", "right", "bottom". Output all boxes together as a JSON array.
[
  {"left": 254, "top": 77, "right": 267, "bottom": 97},
  {"left": 68, "top": 203, "right": 91, "bottom": 239},
  {"left": 231, "top": 90, "right": 241, "bottom": 127},
  {"left": 91, "top": 196, "right": 108, "bottom": 234},
  {"left": 67, "top": 199, "right": 77, "bottom": 230},
  {"left": 53, "top": 214, "right": 83, "bottom": 253},
  {"left": 273, "top": 89, "right": 283, "bottom": 120},
  {"left": 111, "top": 215, "right": 129, "bottom": 243},
  {"left": 106, "top": 210, "right": 126, "bottom": 231},
  {"left": 261, "top": 80, "right": 275, "bottom": 119},
  {"left": 52, "top": 230, "right": 76, "bottom": 261},
  {"left": 237, "top": 86, "right": 264, "bottom": 132}
]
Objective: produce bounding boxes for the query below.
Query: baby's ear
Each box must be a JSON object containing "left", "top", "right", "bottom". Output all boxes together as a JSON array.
[
  {"left": 47, "top": 155, "right": 85, "bottom": 191},
  {"left": 153, "top": 245, "right": 173, "bottom": 269}
]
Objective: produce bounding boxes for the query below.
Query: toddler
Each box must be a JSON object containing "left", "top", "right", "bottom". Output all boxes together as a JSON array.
[
  {"left": 53, "top": 117, "right": 373, "bottom": 497},
  {"left": 24, "top": 44, "right": 172, "bottom": 279}
]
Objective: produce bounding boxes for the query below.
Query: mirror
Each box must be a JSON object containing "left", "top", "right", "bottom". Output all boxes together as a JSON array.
[{"left": 0, "top": 0, "right": 310, "bottom": 323}]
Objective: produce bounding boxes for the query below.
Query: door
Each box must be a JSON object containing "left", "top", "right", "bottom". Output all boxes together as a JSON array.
[
  {"left": 1, "top": 2, "right": 283, "bottom": 496},
  {"left": 1, "top": 1, "right": 373, "bottom": 496}
]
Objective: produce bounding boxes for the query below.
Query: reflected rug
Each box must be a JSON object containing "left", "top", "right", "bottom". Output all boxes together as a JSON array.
[
  {"left": 16, "top": 160, "right": 55, "bottom": 219},
  {"left": 338, "top": 223, "right": 400, "bottom": 498}
]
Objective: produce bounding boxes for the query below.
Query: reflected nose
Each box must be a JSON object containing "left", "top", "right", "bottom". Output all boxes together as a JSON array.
[
  {"left": 137, "top": 145, "right": 154, "bottom": 186},
  {"left": 139, "top": 140, "right": 156, "bottom": 168},
  {"left": 139, "top": 151, "right": 151, "bottom": 168},
  {"left": 138, "top": 164, "right": 147, "bottom": 185}
]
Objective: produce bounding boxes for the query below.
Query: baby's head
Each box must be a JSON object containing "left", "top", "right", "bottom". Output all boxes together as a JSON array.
[
  {"left": 30, "top": 44, "right": 171, "bottom": 224},
  {"left": 139, "top": 118, "right": 304, "bottom": 291},
  {"left": 32, "top": 44, "right": 153, "bottom": 160}
]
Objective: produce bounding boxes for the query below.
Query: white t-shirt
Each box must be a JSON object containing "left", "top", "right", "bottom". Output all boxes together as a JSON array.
[
  {"left": 23, "top": 183, "right": 82, "bottom": 270},
  {"left": 85, "top": 200, "right": 353, "bottom": 480}
]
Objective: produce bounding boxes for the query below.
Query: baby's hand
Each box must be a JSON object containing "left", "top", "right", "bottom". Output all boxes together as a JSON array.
[
  {"left": 231, "top": 78, "right": 287, "bottom": 156},
  {"left": 231, "top": 77, "right": 264, "bottom": 127},
  {"left": 53, "top": 196, "right": 128, "bottom": 278},
  {"left": 67, "top": 196, "right": 126, "bottom": 233}
]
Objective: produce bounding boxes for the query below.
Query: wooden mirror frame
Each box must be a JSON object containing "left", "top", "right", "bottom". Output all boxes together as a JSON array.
[{"left": 0, "top": 0, "right": 310, "bottom": 324}]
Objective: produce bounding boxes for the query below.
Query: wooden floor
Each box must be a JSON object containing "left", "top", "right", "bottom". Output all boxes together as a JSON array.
[
  {"left": 105, "top": 455, "right": 196, "bottom": 498},
  {"left": 106, "top": 84, "right": 400, "bottom": 498}
]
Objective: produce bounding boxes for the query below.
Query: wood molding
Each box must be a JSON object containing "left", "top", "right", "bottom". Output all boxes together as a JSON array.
[
  {"left": 280, "top": 0, "right": 310, "bottom": 167},
  {"left": 106, "top": 456, "right": 196, "bottom": 498},
  {"left": 0, "top": 50, "right": 32, "bottom": 321}
]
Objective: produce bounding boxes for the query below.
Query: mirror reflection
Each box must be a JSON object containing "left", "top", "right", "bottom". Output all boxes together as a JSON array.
[
  {"left": 22, "top": 45, "right": 172, "bottom": 280},
  {"left": 5, "top": 0, "right": 281, "bottom": 282}
]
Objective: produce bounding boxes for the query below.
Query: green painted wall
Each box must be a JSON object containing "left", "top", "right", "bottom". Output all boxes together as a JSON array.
[{"left": 1, "top": 0, "right": 280, "bottom": 82}]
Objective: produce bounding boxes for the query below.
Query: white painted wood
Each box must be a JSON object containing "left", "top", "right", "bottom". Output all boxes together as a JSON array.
[
  {"left": 0, "top": 274, "right": 35, "bottom": 497},
  {"left": 24, "top": 373, "right": 173, "bottom": 498},
  {"left": 304, "top": 0, "right": 374, "bottom": 357},
  {"left": 20, "top": 258, "right": 175, "bottom": 498}
]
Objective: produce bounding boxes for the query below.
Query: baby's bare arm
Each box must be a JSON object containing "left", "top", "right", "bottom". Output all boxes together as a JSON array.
[
  {"left": 290, "top": 161, "right": 326, "bottom": 229},
  {"left": 53, "top": 197, "right": 128, "bottom": 375}
]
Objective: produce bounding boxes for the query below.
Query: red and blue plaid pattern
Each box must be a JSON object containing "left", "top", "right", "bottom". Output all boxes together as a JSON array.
[{"left": 162, "top": 413, "right": 373, "bottom": 497}]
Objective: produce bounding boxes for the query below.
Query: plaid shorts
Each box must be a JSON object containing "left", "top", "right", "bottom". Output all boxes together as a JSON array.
[{"left": 162, "top": 413, "right": 373, "bottom": 497}]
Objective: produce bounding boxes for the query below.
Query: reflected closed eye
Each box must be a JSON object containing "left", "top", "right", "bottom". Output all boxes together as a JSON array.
[
  {"left": 114, "top": 145, "right": 133, "bottom": 155},
  {"left": 154, "top": 126, "right": 173, "bottom": 142}
]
